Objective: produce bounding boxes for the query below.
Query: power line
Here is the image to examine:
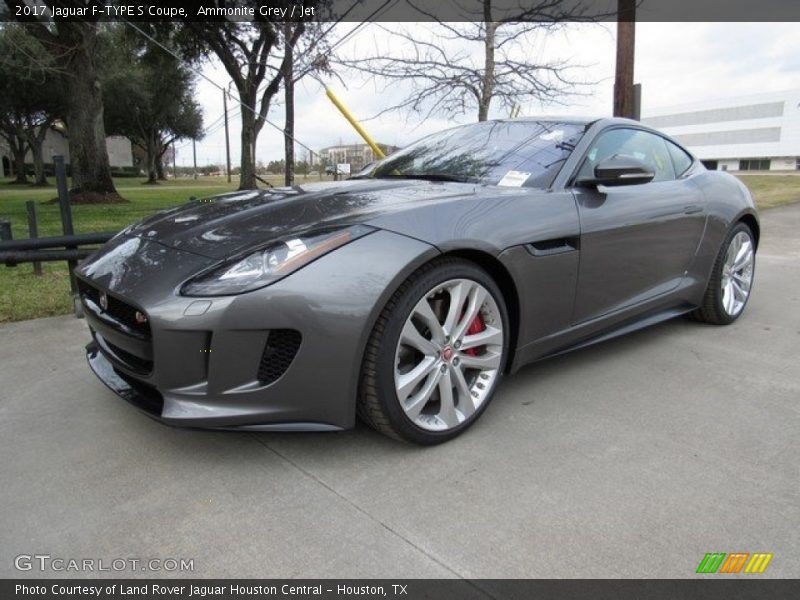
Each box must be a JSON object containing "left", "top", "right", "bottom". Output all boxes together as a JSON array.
[
  {"left": 124, "top": 20, "right": 321, "bottom": 160},
  {"left": 126, "top": 3, "right": 398, "bottom": 168}
]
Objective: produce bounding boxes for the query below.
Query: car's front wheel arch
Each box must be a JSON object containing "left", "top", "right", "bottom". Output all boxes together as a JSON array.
[{"left": 439, "top": 249, "right": 520, "bottom": 374}]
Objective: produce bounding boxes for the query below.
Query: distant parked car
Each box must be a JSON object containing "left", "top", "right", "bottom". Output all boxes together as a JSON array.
[{"left": 77, "top": 117, "right": 758, "bottom": 444}]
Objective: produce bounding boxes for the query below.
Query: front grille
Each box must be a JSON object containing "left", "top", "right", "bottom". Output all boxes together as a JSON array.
[
  {"left": 77, "top": 279, "right": 151, "bottom": 337},
  {"left": 257, "top": 329, "right": 302, "bottom": 385}
]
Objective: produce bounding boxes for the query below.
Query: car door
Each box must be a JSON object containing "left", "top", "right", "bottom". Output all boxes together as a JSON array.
[{"left": 570, "top": 127, "right": 706, "bottom": 323}]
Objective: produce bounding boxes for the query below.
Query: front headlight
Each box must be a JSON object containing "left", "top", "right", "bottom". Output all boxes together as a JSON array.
[{"left": 181, "top": 225, "right": 376, "bottom": 296}]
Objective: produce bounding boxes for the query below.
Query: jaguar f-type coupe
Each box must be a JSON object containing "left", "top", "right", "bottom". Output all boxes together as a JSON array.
[{"left": 78, "top": 117, "right": 758, "bottom": 444}]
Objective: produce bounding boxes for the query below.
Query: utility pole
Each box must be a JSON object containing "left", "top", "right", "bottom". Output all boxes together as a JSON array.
[
  {"left": 223, "top": 89, "right": 232, "bottom": 183},
  {"left": 192, "top": 138, "right": 197, "bottom": 179},
  {"left": 614, "top": 0, "right": 637, "bottom": 119},
  {"left": 172, "top": 143, "right": 177, "bottom": 179}
]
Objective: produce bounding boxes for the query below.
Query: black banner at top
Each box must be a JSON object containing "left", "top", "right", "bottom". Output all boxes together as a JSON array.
[{"left": 3, "top": 0, "right": 800, "bottom": 23}]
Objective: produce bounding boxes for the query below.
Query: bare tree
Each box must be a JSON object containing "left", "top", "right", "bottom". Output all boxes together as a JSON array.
[
  {"left": 282, "top": 21, "right": 337, "bottom": 186},
  {"left": 339, "top": 0, "right": 600, "bottom": 122},
  {"left": 187, "top": 20, "right": 306, "bottom": 190},
  {"left": 282, "top": 22, "right": 301, "bottom": 187}
]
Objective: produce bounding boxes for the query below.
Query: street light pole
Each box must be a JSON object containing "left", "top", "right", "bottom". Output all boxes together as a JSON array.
[
  {"left": 192, "top": 138, "right": 197, "bottom": 179},
  {"left": 614, "top": 0, "right": 637, "bottom": 119},
  {"left": 223, "top": 88, "right": 232, "bottom": 183}
]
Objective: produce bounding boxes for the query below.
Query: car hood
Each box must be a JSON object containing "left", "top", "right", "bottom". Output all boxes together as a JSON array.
[{"left": 124, "top": 179, "right": 479, "bottom": 259}]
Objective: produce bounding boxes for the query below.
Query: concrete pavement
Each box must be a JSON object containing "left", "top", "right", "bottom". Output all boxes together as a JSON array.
[{"left": 1, "top": 203, "right": 798, "bottom": 579}]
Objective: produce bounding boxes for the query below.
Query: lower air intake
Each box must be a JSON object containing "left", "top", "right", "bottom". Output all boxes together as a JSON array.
[{"left": 257, "top": 329, "right": 302, "bottom": 385}]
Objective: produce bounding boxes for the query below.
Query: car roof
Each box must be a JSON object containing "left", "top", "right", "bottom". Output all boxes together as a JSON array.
[{"left": 496, "top": 116, "right": 645, "bottom": 128}]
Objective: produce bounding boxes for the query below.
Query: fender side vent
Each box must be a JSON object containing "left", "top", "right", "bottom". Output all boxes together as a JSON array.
[{"left": 257, "top": 329, "right": 302, "bottom": 385}]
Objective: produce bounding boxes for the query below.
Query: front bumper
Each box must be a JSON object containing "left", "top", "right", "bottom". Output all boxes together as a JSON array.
[
  {"left": 85, "top": 342, "right": 340, "bottom": 431},
  {"left": 78, "top": 230, "right": 438, "bottom": 431}
]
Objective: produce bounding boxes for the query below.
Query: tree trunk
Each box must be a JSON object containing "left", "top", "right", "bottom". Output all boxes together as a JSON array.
[
  {"left": 31, "top": 141, "right": 46, "bottom": 185},
  {"left": 144, "top": 136, "right": 158, "bottom": 184},
  {"left": 283, "top": 24, "right": 295, "bottom": 187},
  {"left": 3, "top": 132, "right": 30, "bottom": 183},
  {"left": 10, "top": 140, "right": 28, "bottom": 184},
  {"left": 155, "top": 141, "right": 168, "bottom": 180},
  {"left": 479, "top": 4, "right": 497, "bottom": 122},
  {"left": 27, "top": 123, "right": 51, "bottom": 186},
  {"left": 239, "top": 109, "right": 258, "bottom": 190},
  {"left": 61, "top": 24, "right": 118, "bottom": 196}
]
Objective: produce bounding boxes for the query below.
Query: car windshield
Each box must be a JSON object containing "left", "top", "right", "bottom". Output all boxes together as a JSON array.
[{"left": 363, "top": 120, "right": 585, "bottom": 188}]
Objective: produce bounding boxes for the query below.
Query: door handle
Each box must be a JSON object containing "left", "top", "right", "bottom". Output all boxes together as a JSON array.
[{"left": 684, "top": 205, "right": 702, "bottom": 215}]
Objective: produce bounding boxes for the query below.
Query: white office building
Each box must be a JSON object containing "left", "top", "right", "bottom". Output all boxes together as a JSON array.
[{"left": 642, "top": 89, "right": 800, "bottom": 171}]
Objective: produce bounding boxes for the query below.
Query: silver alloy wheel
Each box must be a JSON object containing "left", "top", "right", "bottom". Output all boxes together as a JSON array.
[
  {"left": 393, "top": 278, "right": 504, "bottom": 432},
  {"left": 721, "top": 231, "right": 755, "bottom": 316}
]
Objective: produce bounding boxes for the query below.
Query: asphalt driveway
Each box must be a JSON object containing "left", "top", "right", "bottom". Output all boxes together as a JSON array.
[{"left": 1, "top": 203, "right": 798, "bottom": 579}]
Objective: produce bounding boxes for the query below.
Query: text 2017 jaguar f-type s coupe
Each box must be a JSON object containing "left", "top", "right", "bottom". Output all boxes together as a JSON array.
[{"left": 78, "top": 117, "right": 758, "bottom": 444}]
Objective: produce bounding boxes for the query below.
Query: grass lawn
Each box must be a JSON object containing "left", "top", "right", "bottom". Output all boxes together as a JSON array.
[
  {"left": 1, "top": 172, "right": 798, "bottom": 323},
  {"left": 0, "top": 174, "right": 328, "bottom": 322},
  {"left": 736, "top": 174, "right": 800, "bottom": 209}
]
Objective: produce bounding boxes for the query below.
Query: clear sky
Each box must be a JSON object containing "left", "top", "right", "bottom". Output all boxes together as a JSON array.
[{"left": 175, "top": 22, "right": 800, "bottom": 168}]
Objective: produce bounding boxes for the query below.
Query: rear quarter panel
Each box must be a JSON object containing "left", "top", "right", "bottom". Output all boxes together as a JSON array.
[{"left": 687, "top": 170, "right": 759, "bottom": 292}]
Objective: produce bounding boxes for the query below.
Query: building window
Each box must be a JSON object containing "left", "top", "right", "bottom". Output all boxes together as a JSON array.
[{"left": 739, "top": 159, "right": 771, "bottom": 171}]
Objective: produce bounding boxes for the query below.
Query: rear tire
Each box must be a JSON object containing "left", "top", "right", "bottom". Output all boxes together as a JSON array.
[
  {"left": 358, "top": 258, "right": 509, "bottom": 445},
  {"left": 692, "top": 222, "right": 756, "bottom": 325}
]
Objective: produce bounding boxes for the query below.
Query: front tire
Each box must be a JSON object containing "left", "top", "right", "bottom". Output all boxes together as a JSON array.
[
  {"left": 358, "top": 258, "right": 509, "bottom": 445},
  {"left": 692, "top": 222, "right": 756, "bottom": 325}
]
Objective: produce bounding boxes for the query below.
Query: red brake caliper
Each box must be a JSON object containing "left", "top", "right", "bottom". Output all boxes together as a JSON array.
[{"left": 462, "top": 313, "right": 486, "bottom": 356}]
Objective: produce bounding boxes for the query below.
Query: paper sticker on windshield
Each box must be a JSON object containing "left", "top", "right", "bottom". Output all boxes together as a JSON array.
[
  {"left": 497, "top": 170, "right": 531, "bottom": 187},
  {"left": 540, "top": 129, "right": 564, "bottom": 141}
]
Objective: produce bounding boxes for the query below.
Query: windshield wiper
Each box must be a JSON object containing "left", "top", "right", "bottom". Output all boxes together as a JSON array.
[{"left": 376, "top": 173, "right": 471, "bottom": 183}]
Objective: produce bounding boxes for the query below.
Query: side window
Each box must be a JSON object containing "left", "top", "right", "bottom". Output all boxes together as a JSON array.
[
  {"left": 666, "top": 140, "right": 693, "bottom": 176},
  {"left": 577, "top": 128, "right": 676, "bottom": 183}
]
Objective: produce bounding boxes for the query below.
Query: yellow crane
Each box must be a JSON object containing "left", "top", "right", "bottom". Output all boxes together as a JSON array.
[{"left": 325, "top": 87, "right": 386, "bottom": 160}]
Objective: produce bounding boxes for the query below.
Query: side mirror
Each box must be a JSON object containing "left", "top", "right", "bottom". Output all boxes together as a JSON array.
[{"left": 577, "top": 155, "right": 655, "bottom": 187}]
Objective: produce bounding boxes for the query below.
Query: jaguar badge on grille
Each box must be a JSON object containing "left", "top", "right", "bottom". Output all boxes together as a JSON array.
[{"left": 99, "top": 292, "right": 108, "bottom": 311}]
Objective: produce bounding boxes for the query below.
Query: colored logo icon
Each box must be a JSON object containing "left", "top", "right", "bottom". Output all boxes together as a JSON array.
[{"left": 696, "top": 552, "right": 773, "bottom": 574}]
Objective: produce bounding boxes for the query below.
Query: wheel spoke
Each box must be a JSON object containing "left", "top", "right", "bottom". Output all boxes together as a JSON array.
[
  {"left": 405, "top": 369, "right": 442, "bottom": 420},
  {"left": 459, "top": 350, "right": 502, "bottom": 370},
  {"left": 723, "top": 282, "right": 735, "bottom": 314},
  {"left": 460, "top": 326, "right": 503, "bottom": 351},
  {"left": 732, "top": 272, "right": 751, "bottom": 291},
  {"left": 397, "top": 356, "right": 438, "bottom": 402},
  {"left": 732, "top": 242, "right": 753, "bottom": 270},
  {"left": 442, "top": 281, "right": 468, "bottom": 336},
  {"left": 451, "top": 365, "right": 476, "bottom": 419},
  {"left": 412, "top": 298, "right": 446, "bottom": 344},
  {"left": 452, "top": 285, "right": 488, "bottom": 342},
  {"left": 436, "top": 370, "right": 460, "bottom": 428},
  {"left": 731, "top": 280, "right": 747, "bottom": 302},
  {"left": 400, "top": 320, "right": 438, "bottom": 356}
]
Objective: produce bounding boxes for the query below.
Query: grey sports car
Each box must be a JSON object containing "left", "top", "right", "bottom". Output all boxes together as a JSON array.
[{"left": 77, "top": 117, "right": 758, "bottom": 444}]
